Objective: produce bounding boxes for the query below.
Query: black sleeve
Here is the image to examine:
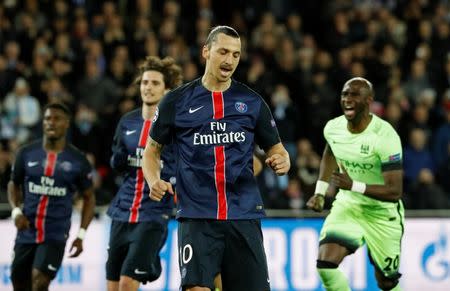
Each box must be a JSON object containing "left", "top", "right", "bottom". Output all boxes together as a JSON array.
[
  {"left": 254, "top": 100, "right": 281, "bottom": 151},
  {"left": 77, "top": 155, "right": 94, "bottom": 191},
  {"left": 10, "top": 147, "right": 26, "bottom": 185},
  {"left": 150, "top": 90, "right": 177, "bottom": 145},
  {"left": 110, "top": 118, "right": 128, "bottom": 172}
]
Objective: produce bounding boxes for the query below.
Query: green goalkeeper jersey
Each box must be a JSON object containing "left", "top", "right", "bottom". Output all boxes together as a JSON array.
[{"left": 324, "top": 114, "right": 403, "bottom": 208}]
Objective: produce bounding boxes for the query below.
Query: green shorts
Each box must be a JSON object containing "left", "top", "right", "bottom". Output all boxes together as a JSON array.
[{"left": 320, "top": 198, "right": 404, "bottom": 278}]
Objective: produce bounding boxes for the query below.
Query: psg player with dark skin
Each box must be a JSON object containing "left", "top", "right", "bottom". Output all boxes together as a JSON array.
[
  {"left": 8, "top": 103, "right": 95, "bottom": 291},
  {"left": 143, "top": 26, "right": 290, "bottom": 291}
]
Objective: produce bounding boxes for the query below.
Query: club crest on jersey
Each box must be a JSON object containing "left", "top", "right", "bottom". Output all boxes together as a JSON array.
[
  {"left": 360, "top": 144, "right": 370, "bottom": 155},
  {"left": 235, "top": 102, "right": 248, "bottom": 113},
  {"left": 152, "top": 107, "right": 159, "bottom": 122}
]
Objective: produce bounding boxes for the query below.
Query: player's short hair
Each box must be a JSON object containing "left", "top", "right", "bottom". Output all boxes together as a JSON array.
[
  {"left": 205, "top": 26, "right": 240, "bottom": 49},
  {"left": 345, "top": 77, "right": 374, "bottom": 97},
  {"left": 43, "top": 102, "right": 71, "bottom": 118},
  {"left": 134, "top": 56, "right": 183, "bottom": 89}
]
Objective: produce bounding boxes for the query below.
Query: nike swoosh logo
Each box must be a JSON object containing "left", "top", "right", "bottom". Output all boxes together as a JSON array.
[
  {"left": 48, "top": 264, "right": 57, "bottom": 271},
  {"left": 27, "top": 161, "right": 39, "bottom": 167},
  {"left": 134, "top": 269, "right": 147, "bottom": 274},
  {"left": 189, "top": 106, "right": 204, "bottom": 114},
  {"left": 125, "top": 130, "right": 136, "bottom": 135}
]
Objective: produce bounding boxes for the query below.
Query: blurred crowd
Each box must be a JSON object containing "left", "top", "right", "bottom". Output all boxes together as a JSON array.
[{"left": 0, "top": 0, "right": 449, "bottom": 217}]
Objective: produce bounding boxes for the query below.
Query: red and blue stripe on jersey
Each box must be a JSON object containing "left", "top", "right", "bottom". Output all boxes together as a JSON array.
[
  {"left": 11, "top": 140, "right": 93, "bottom": 244},
  {"left": 212, "top": 91, "right": 227, "bottom": 220},
  {"left": 108, "top": 109, "right": 174, "bottom": 224},
  {"left": 150, "top": 79, "right": 281, "bottom": 220}
]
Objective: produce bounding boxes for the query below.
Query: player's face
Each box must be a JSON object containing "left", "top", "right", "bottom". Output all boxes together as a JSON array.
[
  {"left": 340, "top": 81, "right": 371, "bottom": 121},
  {"left": 140, "top": 70, "right": 167, "bottom": 106},
  {"left": 203, "top": 33, "right": 241, "bottom": 82},
  {"left": 43, "top": 108, "right": 69, "bottom": 140}
]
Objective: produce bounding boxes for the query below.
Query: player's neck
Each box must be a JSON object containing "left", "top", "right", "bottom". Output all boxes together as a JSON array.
[
  {"left": 142, "top": 103, "right": 157, "bottom": 120},
  {"left": 201, "top": 74, "right": 231, "bottom": 92},
  {"left": 347, "top": 113, "right": 372, "bottom": 133},
  {"left": 43, "top": 137, "right": 66, "bottom": 152}
]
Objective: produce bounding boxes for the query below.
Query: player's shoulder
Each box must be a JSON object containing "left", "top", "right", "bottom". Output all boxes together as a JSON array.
[
  {"left": 66, "top": 144, "right": 90, "bottom": 161},
  {"left": 120, "top": 108, "right": 141, "bottom": 121},
  {"left": 324, "top": 115, "right": 346, "bottom": 132},
  {"left": 370, "top": 114, "right": 399, "bottom": 137},
  {"left": 231, "top": 79, "right": 263, "bottom": 99},
  {"left": 16, "top": 139, "right": 42, "bottom": 155},
  {"left": 164, "top": 78, "right": 199, "bottom": 102}
]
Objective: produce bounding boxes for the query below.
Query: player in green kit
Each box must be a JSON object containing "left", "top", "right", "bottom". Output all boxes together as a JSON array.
[{"left": 307, "top": 77, "right": 404, "bottom": 291}]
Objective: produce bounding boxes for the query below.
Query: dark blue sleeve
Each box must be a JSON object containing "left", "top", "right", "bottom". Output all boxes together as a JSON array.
[
  {"left": 254, "top": 100, "right": 281, "bottom": 151},
  {"left": 10, "top": 147, "right": 26, "bottom": 185},
  {"left": 77, "top": 155, "right": 94, "bottom": 191},
  {"left": 150, "top": 90, "right": 178, "bottom": 145},
  {"left": 110, "top": 118, "right": 129, "bottom": 172}
]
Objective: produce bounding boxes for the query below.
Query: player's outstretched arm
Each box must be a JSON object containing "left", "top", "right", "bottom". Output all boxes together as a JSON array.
[
  {"left": 306, "top": 143, "right": 338, "bottom": 212},
  {"left": 142, "top": 137, "right": 173, "bottom": 201},
  {"left": 70, "top": 187, "right": 95, "bottom": 258},
  {"left": 264, "top": 142, "right": 290, "bottom": 176},
  {"left": 8, "top": 181, "right": 30, "bottom": 230}
]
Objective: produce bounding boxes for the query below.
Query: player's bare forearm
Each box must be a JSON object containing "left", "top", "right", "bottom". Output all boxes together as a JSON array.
[
  {"left": 142, "top": 137, "right": 163, "bottom": 186},
  {"left": 253, "top": 154, "right": 263, "bottom": 176},
  {"left": 318, "top": 143, "right": 338, "bottom": 183},
  {"left": 7, "top": 181, "right": 23, "bottom": 208},
  {"left": 80, "top": 188, "right": 95, "bottom": 229},
  {"left": 364, "top": 170, "right": 403, "bottom": 201},
  {"left": 265, "top": 142, "right": 290, "bottom": 175},
  {"left": 332, "top": 167, "right": 403, "bottom": 202}
]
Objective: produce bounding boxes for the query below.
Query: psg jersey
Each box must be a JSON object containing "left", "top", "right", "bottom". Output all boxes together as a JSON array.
[
  {"left": 11, "top": 140, "right": 93, "bottom": 243},
  {"left": 108, "top": 108, "right": 175, "bottom": 224},
  {"left": 151, "top": 78, "right": 281, "bottom": 220}
]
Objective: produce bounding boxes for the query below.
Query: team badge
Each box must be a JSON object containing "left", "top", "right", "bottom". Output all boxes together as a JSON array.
[
  {"left": 153, "top": 107, "right": 159, "bottom": 122},
  {"left": 235, "top": 102, "right": 248, "bottom": 113}
]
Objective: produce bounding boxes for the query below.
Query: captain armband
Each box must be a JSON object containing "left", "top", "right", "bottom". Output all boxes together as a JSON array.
[
  {"left": 315, "top": 180, "right": 329, "bottom": 196},
  {"left": 11, "top": 207, "right": 23, "bottom": 220},
  {"left": 351, "top": 180, "right": 367, "bottom": 194},
  {"left": 77, "top": 228, "right": 86, "bottom": 240}
]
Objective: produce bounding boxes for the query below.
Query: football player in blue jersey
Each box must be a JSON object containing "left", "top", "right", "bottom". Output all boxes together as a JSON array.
[
  {"left": 143, "top": 26, "right": 290, "bottom": 291},
  {"left": 8, "top": 102, "right": 96, "bottom": 291},
  {"left": 106, "top": 56, "right": 183, "bottom": 291}
]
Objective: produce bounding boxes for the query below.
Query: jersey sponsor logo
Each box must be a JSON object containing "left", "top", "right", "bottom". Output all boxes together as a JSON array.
[
  {"left": 235, "top": 102, "right": 248, "bottom": 113},
  {"left": 125, "top": 129, "right": 137, "bottom": 135},
  {"left": 28, "top": 176, "right": 67, "bottom": 196},
  {"left": 27, "top": 161, "right": 39, "bottom": 167},
  {"left": 189, "top": 105, "right": 204, "bottom": 114},
  {"left": 193, "top": 121, "right": 246, "bottom": 145},
  {"left": 336, "top": 158, "right": 374, "bottom": 172},
  {"left": 48, "top": 264, "right": 57, "bottom": 271},
  {"left": 134, "top": 269, "right": 147, "bottom": 274},
  {"left": 28, "top": 181, "right": 67, "bottom": 196}
]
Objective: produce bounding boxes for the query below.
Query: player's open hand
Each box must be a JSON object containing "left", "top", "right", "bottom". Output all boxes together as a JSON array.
[
  {"left": 306, "top": 194, "right": 325, "bottom": 212},
  {"left": 331, "top": 164, "right": 352, "bottom": 190},
  {"left": 69, "top": 238, "right": 83, "bottom": 258},
  {"left": 14, "top": 214, "right": 30, "bottom": 230},
  {"left": 265, "top": 154, "right": 290, "bottom": 176},
  {"left": 150, "top": 180, "right": 174, "bottom": 202}
]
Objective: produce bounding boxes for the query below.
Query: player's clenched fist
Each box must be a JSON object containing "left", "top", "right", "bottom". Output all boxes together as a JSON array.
[
  {"left": 14, "top": 214, "right": 30, "bottom": 230},
  {"left": 306, "top": 194, "right": 325, "bottom": 212},
  {"left": 265, "top": 153, "right": 290, "bottom": 176},
  {"left": 150, "top": 180, "right": 174, "bottom": 201}
]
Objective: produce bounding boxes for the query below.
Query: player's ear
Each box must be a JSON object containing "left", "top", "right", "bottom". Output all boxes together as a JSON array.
[{"left": 202, "top": 45, "right": 209, "bottom": 60}]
